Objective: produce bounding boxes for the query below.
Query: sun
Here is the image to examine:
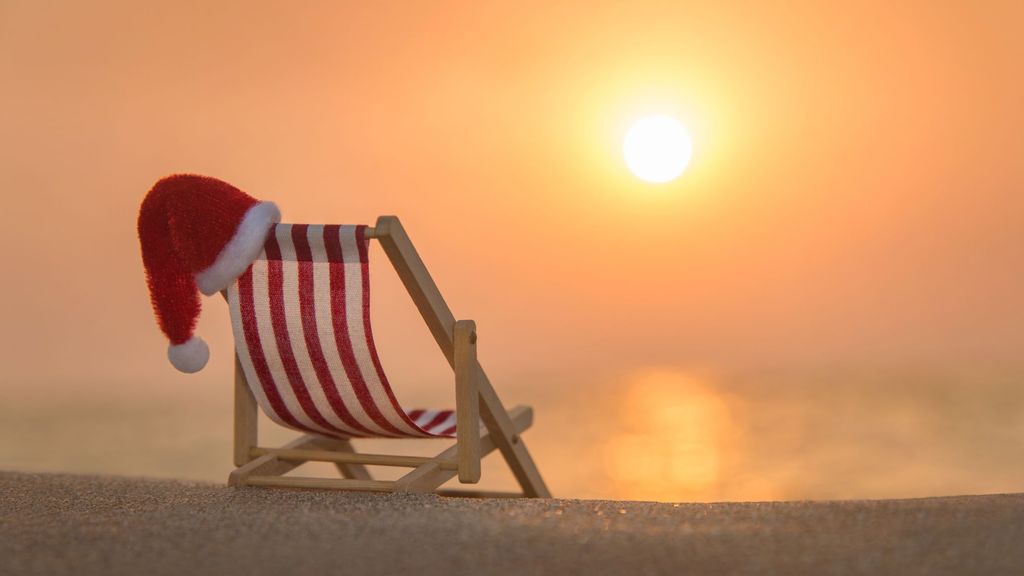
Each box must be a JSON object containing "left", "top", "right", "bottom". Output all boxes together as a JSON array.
[{"left": 623, "top": 115, "right": 693, "bottom": 184}]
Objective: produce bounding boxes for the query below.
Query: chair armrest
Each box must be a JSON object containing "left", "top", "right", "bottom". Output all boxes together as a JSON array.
[{"left": 454, "top": 319, "right": 481, "bottom": 483}]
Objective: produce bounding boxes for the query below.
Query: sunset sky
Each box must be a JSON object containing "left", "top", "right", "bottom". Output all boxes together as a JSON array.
[{"left": 1, "top": 1, "right": 1022, "bottom": 501}]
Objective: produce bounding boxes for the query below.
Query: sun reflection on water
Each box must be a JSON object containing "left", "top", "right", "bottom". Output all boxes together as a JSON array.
[{"left": 603, "top": 370, "right": 736, "bottom": 501}]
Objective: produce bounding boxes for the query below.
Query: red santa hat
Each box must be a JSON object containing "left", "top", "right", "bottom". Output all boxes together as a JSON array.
[{"left": 137, "top": 174, "right": 280, "bottom": 373}]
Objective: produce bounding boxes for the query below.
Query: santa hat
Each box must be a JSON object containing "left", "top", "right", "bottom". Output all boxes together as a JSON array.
[{"left": 137, "top": 174, "right": 280, "bottom": 373}]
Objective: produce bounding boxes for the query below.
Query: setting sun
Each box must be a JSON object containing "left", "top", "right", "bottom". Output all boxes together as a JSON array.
[{"left": 623, "top": 115, "right": 693, "bottom": 183}]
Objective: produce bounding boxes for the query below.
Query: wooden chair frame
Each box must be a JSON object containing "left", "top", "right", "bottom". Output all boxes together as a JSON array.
[{"left": 225, "top": 216, "right": 551, "bottom": 498}]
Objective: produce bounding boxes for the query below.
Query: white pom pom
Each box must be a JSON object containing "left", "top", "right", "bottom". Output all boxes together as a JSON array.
[{"left": 168, "top": 336, "right": 210, "bottom": 373}]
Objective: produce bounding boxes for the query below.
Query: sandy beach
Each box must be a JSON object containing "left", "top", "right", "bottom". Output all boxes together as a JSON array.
[{"left": 3, "top": 471, "right": 1022, "bottom": 575}]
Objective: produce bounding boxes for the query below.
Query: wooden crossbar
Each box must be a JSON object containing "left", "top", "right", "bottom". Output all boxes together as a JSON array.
[
  {"left": 245, "top": 477, "right": 396, "bottom": 491},
  {"left": 229, "top": 434, "right": 324, "bottom": 486},
  {"left": 249, "top": 447, "right": 458, "bottom": 470}
]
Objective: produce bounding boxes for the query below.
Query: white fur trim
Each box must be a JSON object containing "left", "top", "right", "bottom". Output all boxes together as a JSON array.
[
  {"left": 195, "top": 202, "right": 281, "bottom": 295},
  {"left": 168, "top": 336, "right": 210, "bottom": 373}
]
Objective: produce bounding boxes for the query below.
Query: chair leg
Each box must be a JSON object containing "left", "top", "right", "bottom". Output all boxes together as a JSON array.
[
  {"left": 233, "top": 355, "right": 259, "bottom": 467},
  {"left": 454, "top": 320, "right": 481, "bottom": 483},
  {"left": 477, "top": 378, "right": 552, "bottom": 498}
]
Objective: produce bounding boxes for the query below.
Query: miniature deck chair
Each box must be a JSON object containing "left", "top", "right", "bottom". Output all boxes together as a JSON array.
[{"left": 222, "top": 216, "right": 550, "bottom": 497}]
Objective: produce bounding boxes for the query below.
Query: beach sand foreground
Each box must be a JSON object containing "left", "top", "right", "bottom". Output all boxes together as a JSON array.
[{"left": 2, "top": 471, "right": 1022, "bottom": 575}]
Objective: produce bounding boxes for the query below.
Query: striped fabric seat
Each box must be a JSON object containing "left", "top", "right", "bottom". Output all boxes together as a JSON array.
[{"left": 227, "top": 223, "right": 456, "bottom": 439}]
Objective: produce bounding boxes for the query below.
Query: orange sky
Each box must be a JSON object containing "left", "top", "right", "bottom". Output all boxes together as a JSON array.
[{"left": 1, "top": 1, "right": 1022, "bottom": 500}]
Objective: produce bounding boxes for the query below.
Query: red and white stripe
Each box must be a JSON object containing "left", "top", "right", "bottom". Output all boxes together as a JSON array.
[{"left": 227, "top": 224, "right": 457, "bottom": 439}]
